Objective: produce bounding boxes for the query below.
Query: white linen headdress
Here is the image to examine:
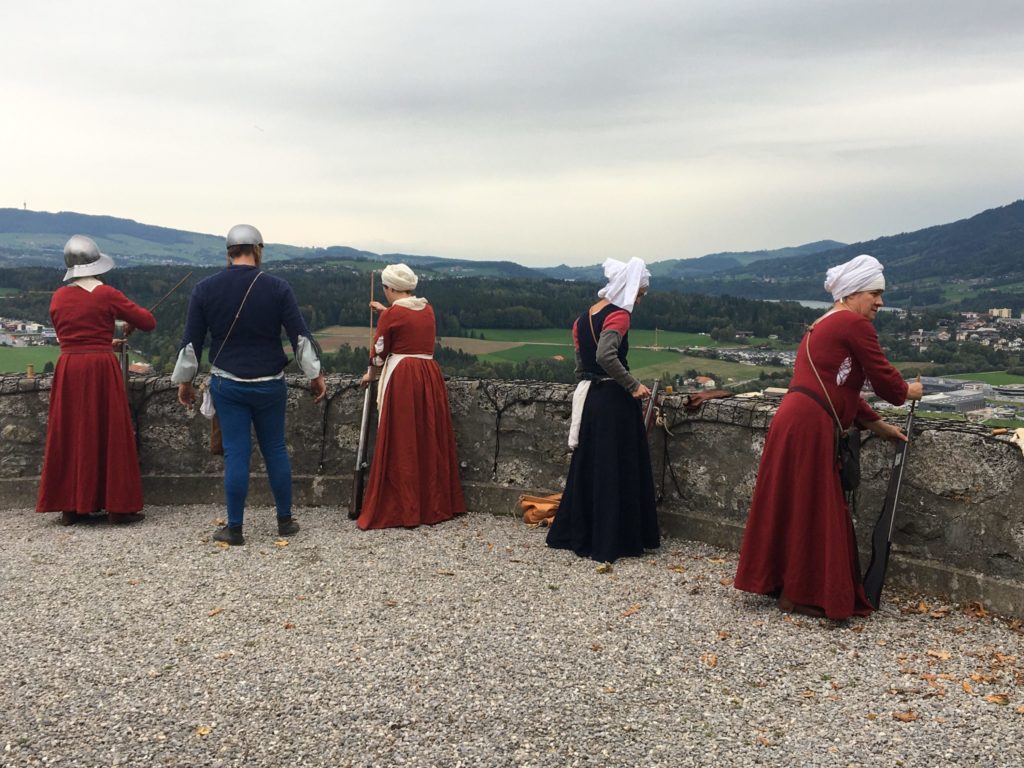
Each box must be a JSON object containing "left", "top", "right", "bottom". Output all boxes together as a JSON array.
[
  {"left": 824, "top": 254, "right": 885, "bottom": 301},
  {"left": 381, "top": 263, "right": 418, "bottom": 292},
  {"left": 597, "top": 257, "right": 651, "bottom": 314}
]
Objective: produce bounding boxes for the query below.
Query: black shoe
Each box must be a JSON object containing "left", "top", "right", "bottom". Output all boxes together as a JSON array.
[
  {"left": 59, "top": 511, "right": 77, "bottom": 526},
  {"left": 213, "top": 525, "right": 245, "bottom": 546},
  {"left": 277, "top": 517, "right": 300, "bottom": 536}
]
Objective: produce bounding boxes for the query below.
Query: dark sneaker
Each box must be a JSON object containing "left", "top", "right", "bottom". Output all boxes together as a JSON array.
[
  {"left": 59, "top": 511, "right": 78, "bottom": 526},
  {"left": 277, "top": 517, "right": 300, "bottom": 536},
  {"left": 213, "top": 525, "right": 244, "bottom": 546}
]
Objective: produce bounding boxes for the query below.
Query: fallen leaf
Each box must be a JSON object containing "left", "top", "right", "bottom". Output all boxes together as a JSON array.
[
  {"left": 621, "top": 604, "right": 641, "bottom": 617},
  {"left": 1016, "top": 706, "right": 1024, "bottom": 715},
  {"left": 719, "top": 577, "right": 734, "bottom": 587},
  {"left": 962, "top": 681, "right": 974, "bottom": 695},
  {"left": 926, "top": 649, "right": 951, "bottom": 661},
  {"left": 993, "top": 653, "right": 1018, "bottom": 666},
  {"left": 195, "top": 725, "right": 212, "bottom": 737},
  {"left": 707, "top": 557, "right": 728, "bottom": 564},
  {"left": 596, "top": 563, "right": 613, "bottom": 574},
  {"left": 830, "top": 682, "right": 843, "bottom": 690},
  {"left": 893, "top": 710, "right": 919, "bottom": 722},
  {"left": 668, "top": 564, "right": 687, "bottom": 573},
  {"left": 436, "top": 570, "right": 455, "bottom": 576},
  {"left": 930, "top": 607, "right": 951, "bottom": 618},
  {"left": 590, "top": 644, "right": 603, "bottom": 652},
  {"left": 757, "top": 736, "right": 772, "bottom": 747},
  {"left": 207, "top": 607, "right": 223, "bottom": 617},
  {"left": 971, "top": 672, "right": 998, "bottom": 684},
  {"left": 985, "top": 693, "right": 1010, "bottom": 705},
  {"left": 717, "top": 630, "right": 731, "bottom": 641},
  {"left": 273, "top": 539, "right": 289, "bottom": 548},
  {"left": 283, "top": 622, "right": 295, "bottom": 630},
  {"left": 964, "top": 602, "right": 991, "bottom": 619},
  {"left": 214, "top": 518, "right": 225, "bottom": 526},
  {"left": 602, "top": 686, "right": 616, "bottom": 694},
  {"left": 866, "top": 713, "right": 878, "bottom": 721},
  {"left": 214, "top": 541, "right": 230, "bottom": 550},
  {"left": 801, "top": 690, "right": 816, "bottom": 699},
  {"left": 701, "top": 654, "right": 718, "bottom": 668}
]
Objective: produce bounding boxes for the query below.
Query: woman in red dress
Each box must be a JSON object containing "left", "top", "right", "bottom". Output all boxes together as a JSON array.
[
  {"left": 356, "top": 264, "right": 465, "bottom": 529},
  {"left": 35, "top": 235, "right": 156, "bottom": 525},
  {"left": 734, "top": 254, "right": 923, "bottom": 619}
]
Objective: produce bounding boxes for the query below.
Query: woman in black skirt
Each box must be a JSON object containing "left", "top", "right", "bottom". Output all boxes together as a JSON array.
[{"left": 547, "top": 257, "right": 660, "bottom": 563}]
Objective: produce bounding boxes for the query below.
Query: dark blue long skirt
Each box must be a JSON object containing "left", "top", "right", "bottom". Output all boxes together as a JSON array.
[{"left": 546, "top": 380, "right": 660, "bottom": 562}]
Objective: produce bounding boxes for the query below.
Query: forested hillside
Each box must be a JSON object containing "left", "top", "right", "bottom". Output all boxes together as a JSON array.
[{"left": 0, "top": 261, "right": 818, "bottom": 373}]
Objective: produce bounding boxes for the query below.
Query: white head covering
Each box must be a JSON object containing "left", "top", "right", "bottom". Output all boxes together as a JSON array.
[
  {"left": 824, "top": 254, "right": 885, "bottom": 301},
  {"left": 381, "top": 263, "right": 418, "bottom": 292},
  {"left": 597, "top": 257, "right": 651, "bottom": 314}
]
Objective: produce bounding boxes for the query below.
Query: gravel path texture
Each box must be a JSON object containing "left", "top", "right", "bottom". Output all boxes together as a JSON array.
[{"left": 2, "top": 506, "right": 1022, "bottom": 768}]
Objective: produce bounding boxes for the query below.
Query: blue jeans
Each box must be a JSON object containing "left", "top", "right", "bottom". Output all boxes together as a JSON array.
[{"left": 210, "top": 376, "right": 292, "bottom": 528}]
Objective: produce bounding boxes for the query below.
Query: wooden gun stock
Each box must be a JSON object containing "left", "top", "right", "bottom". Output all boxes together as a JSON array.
[
  {"left": 349, "top": 376, "right": 376, "bottom": 520},
  {"left": 643, "top": 380, "right": 660, "bottom": 433},
  {"left": 863, "top": 401, "right": 917, "bottom": 609}
]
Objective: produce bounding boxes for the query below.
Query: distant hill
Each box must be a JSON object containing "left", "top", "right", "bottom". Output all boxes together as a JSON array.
[
  {"left": 677, "top": 199, "right": 1024, "bottom": 309},
  {"left": 3, "top": 200, "right": 1024, "bottom": 310}
]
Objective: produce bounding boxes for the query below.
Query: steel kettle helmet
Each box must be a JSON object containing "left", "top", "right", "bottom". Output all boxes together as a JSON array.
[
  {"left": 226, "top": 224, "right": 263, "bottom": 248},
  {"left": 62, "top": 235, "right": 115, "bottom": 282}
]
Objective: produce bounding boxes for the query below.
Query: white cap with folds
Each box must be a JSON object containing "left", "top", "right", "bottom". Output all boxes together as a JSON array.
[
  {"left": 824, "top": 254, "right": 885, "bottom": 301},
  {"left": 381, "top": 263, "right": 418, "bottom": 291},
  {"left": 597, "top": 257, "right": 651, "bottom": 313},
  {"left": 63, "top": 235, "right": 114, "bottom": 282}
]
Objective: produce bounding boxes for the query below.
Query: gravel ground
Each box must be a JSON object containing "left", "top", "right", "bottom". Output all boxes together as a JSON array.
[{"left": 1, "top": 506, "right": 1022, "bottom": 768}]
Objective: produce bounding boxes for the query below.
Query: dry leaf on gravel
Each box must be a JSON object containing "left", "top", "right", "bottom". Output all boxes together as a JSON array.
[
  {"left": 707, "top": 558, "right": 728, "bottom": 564},
  {"left": 985, "top": 693, "right": 1010, "bottom": 705},
  {"left": 893, "top": 711, "right": 919, "bottom": 722},
  {"left": 926, "top": 649, "right": 952, "bottom": 661},
  {"left": 963, "top": 681, "right": 974, "bottom": 694},
  {"left": 195, "top": 725, "right": 212, "bottom": 737},
  {"left": 717, "top": 630, "right": 731, "bottom": 640},
  {"left": 701, "top": 654, "right": 718, "bottom": 668},
  {"left": 273, "top": 539, "right": 289, "bottom": 547},
  {"left": 621, "top": 604, "right": 641, "bottom": 617},
  {"left": 207, "top": 607, "right": 223, "bottom": 617},
  {"left": 668, "top": 564, "right": 686, "bottom": 573},
  {"left": 214, "top": 541, "right": 230, "bottom": 550},
  {"left": 596, "top": 563, "right": 613, "bottom": 574}
]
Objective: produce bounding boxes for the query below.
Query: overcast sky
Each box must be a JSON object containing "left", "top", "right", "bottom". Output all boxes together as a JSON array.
[{"left": 3, "top": 1, "right": 1023, "bottom": 266}]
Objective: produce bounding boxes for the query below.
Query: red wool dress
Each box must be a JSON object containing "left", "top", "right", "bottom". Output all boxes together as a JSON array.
[
  {"left": 36, "top": 284, "right": 156, "bottom": 516},
  {"left": 734, "top": 310, "right": 909, "bottom": 619},
  {"left": 356, "top": 301, "right": 466, "bottom": 529}
]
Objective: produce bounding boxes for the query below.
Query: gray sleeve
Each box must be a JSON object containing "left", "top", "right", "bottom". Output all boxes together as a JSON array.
[{"left": 596, "top": 329, "right": 640, "bottom": 392}]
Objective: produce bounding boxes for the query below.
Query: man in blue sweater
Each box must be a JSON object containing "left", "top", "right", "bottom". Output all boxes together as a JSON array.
[{"left": 172, "top": 224, "right": 327, "bottom": 545}]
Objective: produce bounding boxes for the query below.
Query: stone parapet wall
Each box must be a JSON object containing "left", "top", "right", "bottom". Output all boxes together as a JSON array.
[{"left": 2, "top": 374, "right": 1022, "bottom": 616}]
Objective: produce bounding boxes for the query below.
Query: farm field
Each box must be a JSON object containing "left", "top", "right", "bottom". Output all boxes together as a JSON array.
[
  {"left": 947, "top": 371, "right": 1024, "bottom": 385},
  {"left": 314, "top": 326, "right": 792, "bottom": 385},
  {"left": 0, "top": 346, "right": 60, "bottom": 373}
]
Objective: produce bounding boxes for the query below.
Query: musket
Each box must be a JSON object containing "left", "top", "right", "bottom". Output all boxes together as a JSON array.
[
  {"left": 148, "top": 271, "right": 193, "bottom": 313},
  {"left": 349, "top": 270, "right": 377, "bottom": 520},
  {"left": 643, "top": 380, "right": 660, "bottom": 433},
  {"left": 115, "top": 320, "right": 129, "bottom": 392},
  {"left": 862, "top": 400, "right": 917, "bottom": 609}
]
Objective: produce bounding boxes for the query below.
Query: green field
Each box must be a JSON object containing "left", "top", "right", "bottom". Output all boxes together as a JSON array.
[
  {"left": 0, "top": 346, "right": 61, "bottom": 373},
  {"left": 947, "top": 371, "right": 1024, "bottom": 385},
  {"left": 470, "top": 327, "right": 790, "bottom": 386},
  {"left": 0, "top": 346, "right": 147, "bottom": 374},
  {"left": 471, "top": 327, "right": 725, "bottom": 348}
]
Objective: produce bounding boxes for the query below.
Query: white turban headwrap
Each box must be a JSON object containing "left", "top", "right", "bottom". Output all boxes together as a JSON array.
[
  {"left": 597, "top": 257, "right": 651, "bottom": 314},
  {"left": 381, "top": 263, "right": 418, "bottom": 292},
  {"left": 824, "top": 254, "right": 885, "bottom": 302}
]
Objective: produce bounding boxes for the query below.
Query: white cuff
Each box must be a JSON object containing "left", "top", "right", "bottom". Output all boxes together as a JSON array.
[{"left": 170, "top": 343, "right": 199, "bottom": 384}]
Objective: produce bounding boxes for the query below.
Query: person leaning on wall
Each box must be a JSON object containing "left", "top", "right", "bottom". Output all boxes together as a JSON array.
[
  {"left": 733, "top": 254, "right": 923, "bottom": 620},
  {"left": 171, "top": 224, "right": 326, "bottom": 546}
]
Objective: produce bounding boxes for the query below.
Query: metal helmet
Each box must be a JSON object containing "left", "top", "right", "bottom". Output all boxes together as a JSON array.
[
  {"left": 226, "top": 224, "right": 263, "bottom": 248},
  {"left": 63, "top": 235, "right": 115, "bottom": 282}
]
